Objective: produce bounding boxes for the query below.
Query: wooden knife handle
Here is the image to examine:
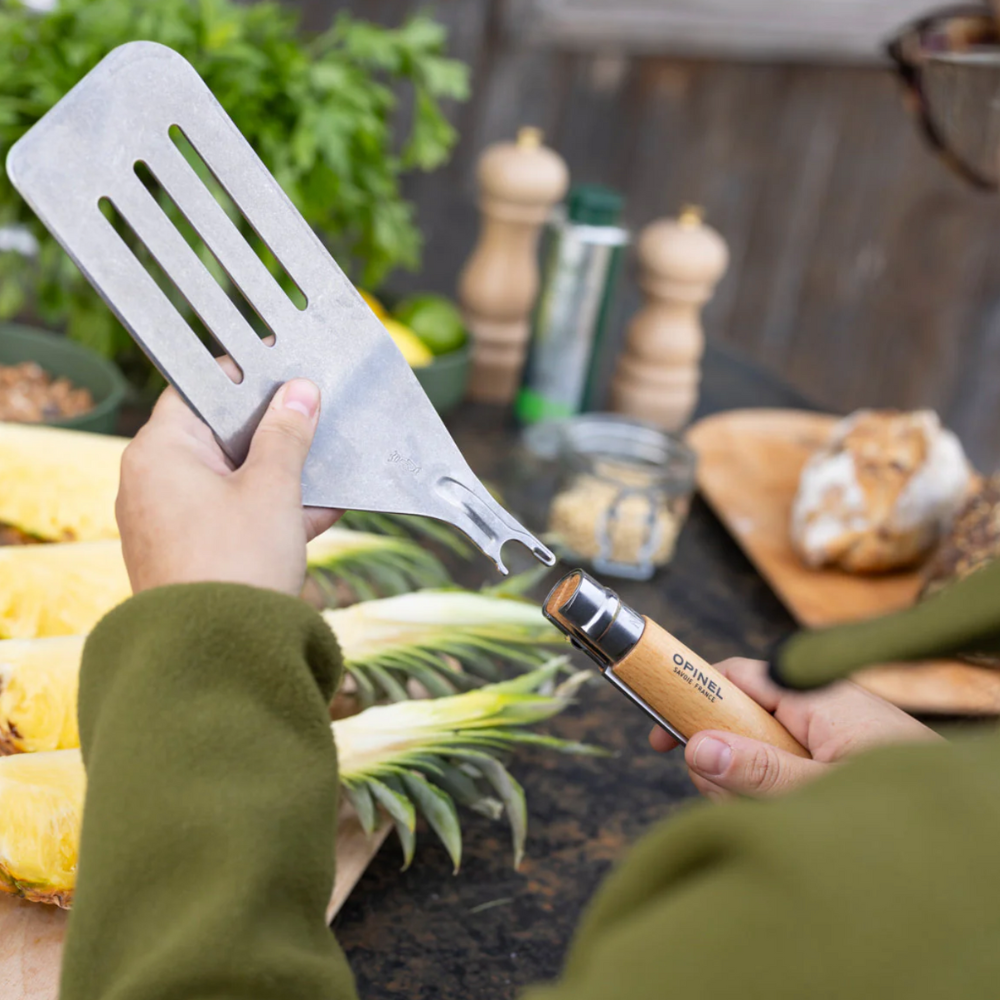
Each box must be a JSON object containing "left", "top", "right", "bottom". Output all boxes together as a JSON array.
[{"left": 613, "top": 618, "right": 810, "bottom": 758}]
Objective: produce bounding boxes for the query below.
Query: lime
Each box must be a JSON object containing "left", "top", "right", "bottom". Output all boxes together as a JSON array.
[
  {"left": 393, "top": 294, "right": 467, "bottom": 356},
  {"left": 382, "top": 318, "right": 433, "bottom": 368}
]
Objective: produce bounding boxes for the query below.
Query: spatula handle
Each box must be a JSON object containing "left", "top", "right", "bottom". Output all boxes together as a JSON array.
[{"left": 613, "top": 618, "right": 810, "bottom": 758}]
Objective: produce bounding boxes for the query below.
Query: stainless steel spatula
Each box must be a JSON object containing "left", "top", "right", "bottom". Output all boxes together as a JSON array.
[{"left": 6, "top": 41, "right": 553, "bottom": 574}]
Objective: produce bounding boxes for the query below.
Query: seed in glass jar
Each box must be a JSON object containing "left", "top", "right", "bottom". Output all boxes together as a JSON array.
[{"left": 548, "top": 473, "right": 682, "bottom": 567}]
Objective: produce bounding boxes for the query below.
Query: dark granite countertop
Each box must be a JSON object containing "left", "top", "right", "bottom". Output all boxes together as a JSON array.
[{"left": 332, "top": 342, "right": 815, "bottom": 998}]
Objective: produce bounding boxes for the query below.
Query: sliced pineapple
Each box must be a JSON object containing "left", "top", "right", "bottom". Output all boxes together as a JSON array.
[
  {"left": 0, "top": 667, "right": 595, "bottom": 906},
  {"left": 0, "top": 530, "right": 453, "bottom": 645},
  {"left": 0, "top": 423, "right": 467, "bottom": 562},
  {"left": 0, "top": 587, "right": 567, "bottom": 750},
  {"left": 0, "top": 541, "right": 132, "bottom": 640},
  {"left": 0, "top": 636, "right": 84, "bottom": 754},
  {"left": 0, "top": 423, "right": 126, "bottom": 542},
  {"left": 0, "top": 749, "right": 83, "bottom": 907}
]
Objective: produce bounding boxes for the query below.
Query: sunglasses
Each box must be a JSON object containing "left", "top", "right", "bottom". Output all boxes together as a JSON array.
[{"left": 887, "top": 4, "right": 1000, "bottom": 190}]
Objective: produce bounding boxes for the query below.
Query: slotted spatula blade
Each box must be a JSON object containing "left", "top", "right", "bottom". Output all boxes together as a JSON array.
[{"left": 7, "top": 41, "right": 554, "bottom": 574}]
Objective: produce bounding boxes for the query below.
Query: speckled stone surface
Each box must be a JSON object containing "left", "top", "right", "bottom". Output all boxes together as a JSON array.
[{"left": 332, "top": 343, "right": 813, "bottom": 998}]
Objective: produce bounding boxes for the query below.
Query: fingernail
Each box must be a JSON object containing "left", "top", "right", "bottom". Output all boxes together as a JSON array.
[
  {"left": 692, "top": 737, "right": 732, "bottom": 776},
  {"left": 280, "top": 379, "right": 320, "bottom": 419}
]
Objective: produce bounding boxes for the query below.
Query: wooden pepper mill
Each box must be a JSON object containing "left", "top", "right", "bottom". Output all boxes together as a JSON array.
[
  {"left": 458, "top": 128, "right": 569, "bottom": 404},
  {"left": 610, "top": 206, "right": 729, "bottom": 431}
]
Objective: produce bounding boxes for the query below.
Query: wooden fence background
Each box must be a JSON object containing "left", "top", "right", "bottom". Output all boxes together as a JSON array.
[{"left": 290, "top": 0, "right": 1000, "bottom": 469}]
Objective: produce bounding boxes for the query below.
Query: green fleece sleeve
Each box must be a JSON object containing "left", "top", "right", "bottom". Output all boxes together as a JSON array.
[
  {"left": 60, "top": 583, "right": 359, "bottom": 1000},
  {"left": 523, "top": 734, "right": 1000, "bottom": 1000},
  {"left": 774, "top": 558, "right": 1000, "bottom": 688}
]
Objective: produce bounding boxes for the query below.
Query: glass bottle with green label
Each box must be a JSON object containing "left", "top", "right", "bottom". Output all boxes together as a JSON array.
[{"left": 515, "top": 184, "right": 630, "bottom": 424}]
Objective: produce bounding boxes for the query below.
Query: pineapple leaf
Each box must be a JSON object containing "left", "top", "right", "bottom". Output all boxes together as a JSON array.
[
  {"left": 386, "top": 659, "right": 456, "bottom": 698},
  {"left": 310, "top": 571, "right": 346, "bottom": 610},
  {"left": 332, "top": 568, "right": 379, "bottom": 604},
  {"left": 307, "top": 527, "right": 450, "bottom": 605},
  {"left": 502, "top": 732, "right": 610, "bottom": 757},
  {"left": 554, "top": 669, "right": 598, "bottom": 700},
  {"left": 401, "top": 770, "right": 463, "bottom": 873},
  {"left": 363, "top": 664, "right": 411, "bottom": 703},
  {"left": 340, "top": 511, "right": 408, "bottom": 538},
  {"left": 468, "top": 797, "right": 505, "bottom": 821},
  {"left": 367, "top": 777, "right": 417, "bottom": 869},
  {"left": 392, "top": 514, "right": 474, "bottom": 557},
  {"left": 333, "top": 664, "right": 602, "bottom": 870},
  {"left": 479, "top": 565, "right": 554, "bottom": 600},
  {"left": 488, "top": 658, "right": 569, "bottom": 694},
  {"left": 441, "top": 644, "right": 500, "bottom": 682},
  {"left": 343, "top": 780, "right": 378, "bottom": 836},
  {"left": 428, "top": 759, "right": 495, "bottom": 813},
  {"left": 450, "top": 750, "right": 529, "bottom": 869},
  {"left": 325, "top": 590, "right": 568, "bottom": 705},
  {"left": 346, "top": 663, "right": 378, "bottom": 706},
  {"left": 339, "top": 511, "right": 472, "bottom": 558}
]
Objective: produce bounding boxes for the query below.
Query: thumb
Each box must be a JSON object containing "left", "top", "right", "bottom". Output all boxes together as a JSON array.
[
  {"left": 686, "top": 731, "right": 827, "bottom": 798},
  {"left": 242, "top": 379, "right": 321, "bottom": 488}
]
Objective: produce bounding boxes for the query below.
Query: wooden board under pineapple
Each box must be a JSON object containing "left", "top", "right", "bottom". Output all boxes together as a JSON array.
[
  {"left": 0, "top": 806, "right": 390, "bottom": 1000},
  {"left": 686, "top": 408, "right": 1000, "bottom": 716}
]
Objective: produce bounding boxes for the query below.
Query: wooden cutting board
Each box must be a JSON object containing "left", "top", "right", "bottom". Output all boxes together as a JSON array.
[
  {"left": 0, "top": 805, "right": 390, "bottom": 999},
  {"left": 686, "top": 408, "right": 1000, "bottom": 716}
]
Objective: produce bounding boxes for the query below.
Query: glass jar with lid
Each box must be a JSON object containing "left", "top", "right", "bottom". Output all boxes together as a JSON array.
[{"left": 520, "top": 414, "right": 697, "bottom": 581}]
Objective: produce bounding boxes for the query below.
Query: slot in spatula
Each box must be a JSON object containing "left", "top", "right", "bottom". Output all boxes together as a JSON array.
[{"left": 7, "top": 41, "right": 554, "bottom": 574}]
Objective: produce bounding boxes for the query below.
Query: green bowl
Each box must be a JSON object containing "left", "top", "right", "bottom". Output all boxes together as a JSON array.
[
  {"left": 413, "top": 341, "right": 471, "bottom": 416},
  {"left": 0, "top": 324, "right": 128, "bottom": 434}
]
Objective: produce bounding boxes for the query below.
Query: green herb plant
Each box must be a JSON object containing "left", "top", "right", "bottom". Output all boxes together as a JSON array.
[{"left": 0, "top": 0, "right": 469, "bottom": 379}]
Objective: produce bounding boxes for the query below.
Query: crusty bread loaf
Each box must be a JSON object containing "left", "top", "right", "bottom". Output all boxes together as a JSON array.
[
  {"left": 923, "top": 474, "right": 1000, "bottom": 597},
  {"left": 920, "top": 475, "right": 1000, "bottom": 666},
  {"left": 791, "top": 410, "right": 971, "bottom": 573}
]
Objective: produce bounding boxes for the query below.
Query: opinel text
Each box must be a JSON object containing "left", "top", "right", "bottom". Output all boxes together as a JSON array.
[{"left": 671, "top": 652, "right": 724, "bottom": 704}]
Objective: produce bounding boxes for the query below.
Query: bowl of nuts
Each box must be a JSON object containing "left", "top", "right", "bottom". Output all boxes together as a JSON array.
[{"left": 0, "top": 324, "right": 128, "bottom": 434}]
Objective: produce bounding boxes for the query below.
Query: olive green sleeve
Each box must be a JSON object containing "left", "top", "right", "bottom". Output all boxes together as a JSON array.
[
  {"left": 522, "top": 735, "right": 1000, "bottom": 1000},
  {"left": 60, "top": 583, "right": 359, "bottom": 1000},
  {"left": 773, "top": 558, "right": 1000, "bottom": 688}
]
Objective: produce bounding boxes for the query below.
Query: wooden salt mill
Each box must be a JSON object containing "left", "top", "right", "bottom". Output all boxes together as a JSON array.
[
  {"left": 458, "top": 128, "right": 569, "bottom": 403},
  {"left": 610, "top": 207, "right": 729, "bottom": 431}
]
